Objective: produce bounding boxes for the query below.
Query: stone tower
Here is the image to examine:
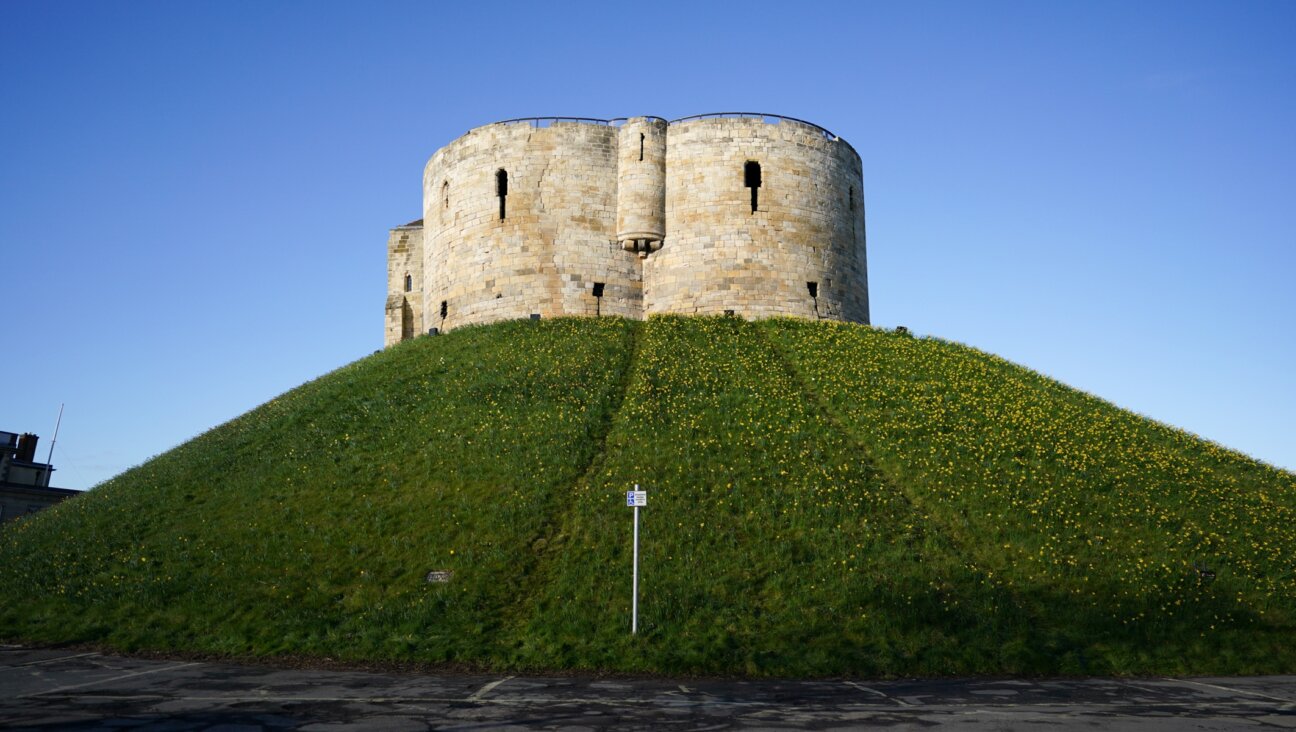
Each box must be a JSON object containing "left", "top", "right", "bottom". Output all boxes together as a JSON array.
[
  {"left": 385, "top": 114, "right": 868, "bottom": 345},
  {"left": 384, "top": 220, "right": 423, "bottom": 345}
]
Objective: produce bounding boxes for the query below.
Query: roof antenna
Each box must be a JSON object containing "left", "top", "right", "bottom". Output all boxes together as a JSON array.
[{"left": 44, "top": 403, "right": 63, "bottom": 488}]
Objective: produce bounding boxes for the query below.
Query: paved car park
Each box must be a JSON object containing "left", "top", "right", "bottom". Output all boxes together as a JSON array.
[{"left": 2, "top": 644, "right": 1294, "bottom": 730}]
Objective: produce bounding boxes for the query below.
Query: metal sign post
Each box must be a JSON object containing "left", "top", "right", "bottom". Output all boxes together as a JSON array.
[{"left": 626, "top": 484, "right": 647, "bottom": 634}]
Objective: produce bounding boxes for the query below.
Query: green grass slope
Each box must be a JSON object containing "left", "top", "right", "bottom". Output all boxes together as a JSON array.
[{"left": 2, "top": 316, "right": 1293, "bottom": 676}]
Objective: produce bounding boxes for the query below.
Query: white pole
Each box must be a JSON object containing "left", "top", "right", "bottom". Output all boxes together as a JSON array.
[
  {"left": 632, "top": 483, "right": 640, "bottom": 635},
  {"left": 44, "top": 403, "right": 64, "bottom": 488}
]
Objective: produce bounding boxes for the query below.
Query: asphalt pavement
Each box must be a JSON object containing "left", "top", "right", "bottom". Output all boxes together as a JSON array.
[{"left": 2, "top": 644, "right": 1294, "bottom": 730}]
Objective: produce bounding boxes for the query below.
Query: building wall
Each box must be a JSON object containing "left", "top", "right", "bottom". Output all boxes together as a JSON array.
[
  {"left": 421, "top": 121, "right": 642, "bottom": 333},
  {"left": 384, "top": 224, "right": 424, "bottom": 347},
  {"left": 0, "top": 484, "right": 78, "bottom": 523},
  {"left": 647, "top": 117, "right": 868, "bottom": 322},
  {"left": 388, "top": 114, "right": 868, "bottom": 340}
]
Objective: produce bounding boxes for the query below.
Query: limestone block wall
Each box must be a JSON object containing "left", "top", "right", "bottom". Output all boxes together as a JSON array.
[
  {"left": 386, "top": 114, "right": 869, "bottom": 341},
  {"left": 384, "top": 222, "right": 424, "bottom": 347},
  {"left": 646, "top": 117, "right": 868, "bottom": 323},
  {"left": 421, "top": 121, "right": 642, "bottom": 333}
]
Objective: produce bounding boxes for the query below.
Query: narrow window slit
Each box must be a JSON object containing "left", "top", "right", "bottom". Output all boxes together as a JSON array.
[
  {"left": 744, "top": 161, "right": 761, "bottom": 213},
  {"left": 440, "top": 300, "right": 447, "bottom": 319},
  {"left": 496, "top": 169, "right": 508, "bottom": 220},
  {"left": 404, "top": 273, "right": 412, "bottom": 292},
  {"left": 639, "top": 133, "right": 645, "bottom": 161}
]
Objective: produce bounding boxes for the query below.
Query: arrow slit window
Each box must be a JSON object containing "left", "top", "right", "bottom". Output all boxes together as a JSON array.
[
  {"left": 744, "top": 161, "right": 761, "bottom": 213},
  {"left": 496, "top": 169, "right": 508, "bottom": 220}
]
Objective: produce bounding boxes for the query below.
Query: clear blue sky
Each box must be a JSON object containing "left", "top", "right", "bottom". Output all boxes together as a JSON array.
[{"left": 3, "top": 1, "right": 1293, "bottom": 489}]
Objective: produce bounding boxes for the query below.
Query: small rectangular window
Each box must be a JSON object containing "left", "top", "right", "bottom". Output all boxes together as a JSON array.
[
  {"left": 744, "top": 161, "right": 761, "bottom": 213},
  {"left": 807, "top": 281, "right": 818, "bottom": 298},
  {"left": 496, "top": 169, "right": 508, "bottom": 220},
  {"left": 592, "top": 282, "right": 605, "bottom": 297},
  {"left": 440, "top": 300, "right": 447, "bottom": 319}
]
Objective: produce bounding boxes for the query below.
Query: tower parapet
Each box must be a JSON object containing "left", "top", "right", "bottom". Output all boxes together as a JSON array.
[{"left": 385, "top": 113, "right": 868, "bottom": 345}]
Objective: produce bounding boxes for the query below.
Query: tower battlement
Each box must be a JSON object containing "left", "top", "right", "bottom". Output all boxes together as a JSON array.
[{"left": 385, "top": 114, "right": 869, "bottom": 345}]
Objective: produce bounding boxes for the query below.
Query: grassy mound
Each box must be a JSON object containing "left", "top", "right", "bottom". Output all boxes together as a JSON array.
[{"left": 2, "top": 316, "right": 1293, "bottom": 676}]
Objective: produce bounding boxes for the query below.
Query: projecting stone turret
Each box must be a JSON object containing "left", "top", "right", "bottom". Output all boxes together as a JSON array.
[
  {"left": 616, "top": 117, "right": 667, "bottom": 257},
  {"left": 385, "top": 113, "right": 869, "bottom": 344}
]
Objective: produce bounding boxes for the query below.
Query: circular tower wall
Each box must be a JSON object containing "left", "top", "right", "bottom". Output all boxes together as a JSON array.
[
  {"left": 647, "top": 117, "right": 869, "bottom": 323},
  {"left": 422, "top": 120, "right": 642, "bottom": 332}
]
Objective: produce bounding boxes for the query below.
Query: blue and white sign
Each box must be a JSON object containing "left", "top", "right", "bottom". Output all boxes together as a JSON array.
[{"left": 626, "top": 490, "right": 647, "bottom": 507}]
